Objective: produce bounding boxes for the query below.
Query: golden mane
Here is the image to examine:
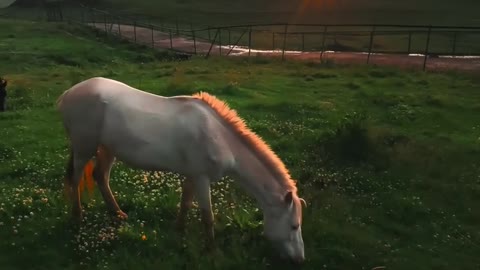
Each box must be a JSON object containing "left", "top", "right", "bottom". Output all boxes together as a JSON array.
[{"left": 192, "top": 92, "right": 297, "bottom": 193}]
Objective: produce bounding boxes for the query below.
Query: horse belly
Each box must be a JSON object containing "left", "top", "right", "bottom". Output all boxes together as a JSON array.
[
  {"left": 114, "top": 143, "right": 187, "bottom": 173},
  {"left": 99, "top": 110, "right": 207, "bottom": 174}
]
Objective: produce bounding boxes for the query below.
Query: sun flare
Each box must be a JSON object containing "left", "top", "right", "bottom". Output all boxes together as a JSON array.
[{"left": 289, "top": 0, "right": 338, "bottom": 23}]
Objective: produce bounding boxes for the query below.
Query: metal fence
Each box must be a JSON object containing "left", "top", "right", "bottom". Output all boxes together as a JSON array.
[{"left": 2, "top": 3, "right": 480, "bottom": 71}]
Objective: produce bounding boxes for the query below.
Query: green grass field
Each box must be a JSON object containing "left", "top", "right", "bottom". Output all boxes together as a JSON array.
[
  {"left": 99, "top": 0, "right": 480, "bottom": 27},
  {"left": 1, "top": 19, "right": 480, "bottom": 270}
]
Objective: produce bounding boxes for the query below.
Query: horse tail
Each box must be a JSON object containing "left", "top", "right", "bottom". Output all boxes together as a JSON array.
[
  {"left": 79, "top": 160, "right": 96, "bottom": 196},
  {"left": 63, "top": 148, "right": 96, "bottom": 200}
]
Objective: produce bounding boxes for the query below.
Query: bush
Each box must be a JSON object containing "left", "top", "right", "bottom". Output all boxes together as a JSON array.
[{"left": 325, "top": 111, "right": 372, "bottom": 163}]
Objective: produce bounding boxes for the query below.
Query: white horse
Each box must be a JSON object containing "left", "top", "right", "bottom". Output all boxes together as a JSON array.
[{"left": 56, "top": 77, "right": 306, "bottom": 263}]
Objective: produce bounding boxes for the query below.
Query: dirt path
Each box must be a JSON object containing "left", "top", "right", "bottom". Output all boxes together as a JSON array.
[{"left": 90, "top": 23, "right": 480, "bottom": 74}]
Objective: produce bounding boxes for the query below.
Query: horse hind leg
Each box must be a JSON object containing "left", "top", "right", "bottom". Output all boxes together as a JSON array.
[
  {"left": 175, "top": 177, "right": 195, "bottom": 232},
  {"left": 69, "top": 150, "right": 95, "bottom": 221},
  {"left": 93, "top": 146, "right": 127, "bottom": 220},
  {"left": 63, "top": 148, "right": 74, "bottom": 200}
]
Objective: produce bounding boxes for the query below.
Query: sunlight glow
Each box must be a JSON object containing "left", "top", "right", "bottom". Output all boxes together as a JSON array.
[{"left": 289, "top": 0, "right": 339, "bottom": 23}]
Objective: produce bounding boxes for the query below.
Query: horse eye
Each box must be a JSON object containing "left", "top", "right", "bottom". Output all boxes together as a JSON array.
[{"left": 291, "top": 225, "right": 299, "bottom": 230}]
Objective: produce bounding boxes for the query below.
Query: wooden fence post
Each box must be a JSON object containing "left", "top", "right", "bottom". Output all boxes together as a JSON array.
[
  {"left": 133, "top": 18, "right": 137, "bottom": 43},
  {"left": 151, "top": 24, "right": 154, "bottom": 48},
  {"left": 282, "top": 24, "right": 288, "bottom": 61},
  {"left": 219, "top": 29, "right": 222, "bottom": 55},
  {"left": 320, "top": 25, "right": 328, "bottom": 62},
  {"left": 302, "top": 33, "right": 305, "bottom": 52},
  {"left": 272, "top": 32, "right": 275, "bottom": 50},
  {"left": 192, "top": 30, "right": 197, "bottom": 54},
  {"left": 206, "top": 29, "right": 220, "bottom": 58},
  {"left": 103, "top": 12, "right": 107, "bottom": 36},
  {"left": 117, "top": 16, "right": 121, "bottom": 38},
  {"left": 367, "top": 25, "right": 376, "bottom": 64},
  {"left": 228, "top": 29, "right": 231, "bottom": 47},
  {"left": 175, "top": 18, "right": 179, "bottom": 35},
  {"left": 407, "top": 31, "right": 412, "bottom": 54},
  {"left": 423, "top": 26, "right": 432, "bottom": 71},
  {"left": 248, "top": 27, "right": 252, "bottom": 57},
  {"left": 226, "top": 27, "right": 248, "bottom": 56},
  {"left": 451, "top": 31, "right": 457, "bottom": 56}
]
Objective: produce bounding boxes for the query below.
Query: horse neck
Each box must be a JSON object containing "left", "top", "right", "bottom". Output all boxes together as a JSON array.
[{"left": 227, "top": 141, "right": 288, "bottom": 211}]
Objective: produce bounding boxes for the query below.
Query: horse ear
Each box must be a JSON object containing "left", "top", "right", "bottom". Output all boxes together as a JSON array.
[{"left": 284, "top": 191, "right": 293, "bottom": 206}]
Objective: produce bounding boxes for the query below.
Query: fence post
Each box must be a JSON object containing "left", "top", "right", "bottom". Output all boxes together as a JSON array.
[
  {"left": 103, "top": 12, "right": 107, "bottom": 36},
  {"left": 226, "top": 27, "right": 249, "bottom": 56},
  {"left": 134, "top": 18, "right": 137, "bottom": 43},
  {"left": 367, "top": 26, "right": 375, "bottom": 64},
  {"left": 248, "top": 27, "right": 252, "bottom": 57},
  {"left": 320, "top": 25, "right": 328, "bottom": 62},
  {"left": 170, "top": 29, "right": 173, "bottom": 49},
  {"left": 451, "top": 31, "right": 457, "bottom": 56},
  {"left": 407, "top": 31, "right": 412, "bottom": 54},
  {"left": 206, "top": 29, "right": 219, "bottom": 59},
  {"left": 192, "top": 30, "right": 197, "bottom": 54},
  {"left": 282, "top": 24, "right": 288, "bottom": 61},
  {"left": 151, "top": 24, "right": 154, "bottom": 48},
  {"left": 272, "top": 32, "right": 275, "bottom": 50},
  {"left": 228, "top": 29, "right": 231, "bottom": 47},
  {"left": 175, "top": 17, "right": 180, "bottom": 36},
  {"left": 117, "top": 16, "right": 122, "bottom": 38},
  {"left": 302, "top": 33, "right": 305, "bottom": 52},
  {"left": 423, "top": 25, "right": 432, "bottom": 71},
  {"left": 219, "top": 29, "right": 222, "bottom": 56}
]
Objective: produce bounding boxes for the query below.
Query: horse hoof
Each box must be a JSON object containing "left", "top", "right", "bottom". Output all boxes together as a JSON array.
[{"left": 115, "top": 211, "right": 128, "bottom": 220}]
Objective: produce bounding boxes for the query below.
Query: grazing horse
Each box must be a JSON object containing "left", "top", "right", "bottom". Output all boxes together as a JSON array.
[{"left": 56, "top": 77, "right": 306, "bottom": 263}]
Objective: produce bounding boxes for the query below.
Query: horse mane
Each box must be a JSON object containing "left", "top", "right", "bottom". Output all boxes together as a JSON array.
[{"left": 192, "top": 92, "right": 297, "bottom": 193}]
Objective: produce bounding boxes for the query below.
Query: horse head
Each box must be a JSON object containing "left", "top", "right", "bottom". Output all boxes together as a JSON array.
[{"left": 262, "top": 190, "right": 306, "bottom": 264}]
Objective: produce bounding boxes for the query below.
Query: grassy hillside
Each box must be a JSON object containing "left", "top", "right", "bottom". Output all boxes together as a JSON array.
[
  {"left": 0, "top": 19, "right": 480, "bottom": 270},
  {"left": 100, "top": 0, "right": 480, "bottom": 26}
]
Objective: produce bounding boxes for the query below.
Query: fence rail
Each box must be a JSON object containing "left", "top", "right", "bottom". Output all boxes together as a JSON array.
[{"left": 2, "top": 3, "right": 480, "bottom": 71}]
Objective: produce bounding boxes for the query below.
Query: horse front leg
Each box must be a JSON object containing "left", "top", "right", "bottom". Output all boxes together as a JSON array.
[
  {"left": 175, "top": 178, "right": 194, "bottom": 232},
  {"left": 192, "top": 176, "right": 215, "bottom": 250}
]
